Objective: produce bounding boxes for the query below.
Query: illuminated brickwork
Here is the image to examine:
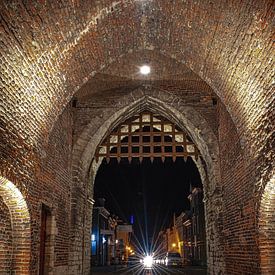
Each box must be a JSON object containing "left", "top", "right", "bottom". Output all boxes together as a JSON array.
[
  {"left": 259, "top": 176, "right": 275, "bottom": 274},
  {"left": 0, "top": 1, "right": 274, "bottom": 274},
  {"left": 0, "top": 177, "right": 31, "bottom": 274},
  {"left": 0, "top": 196, "right": 12, "bottom": 272}
]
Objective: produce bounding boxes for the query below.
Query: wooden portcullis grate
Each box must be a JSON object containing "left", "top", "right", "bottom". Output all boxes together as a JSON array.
[{"left": 95, "top": 112, "right": 200, "bottom": 163}]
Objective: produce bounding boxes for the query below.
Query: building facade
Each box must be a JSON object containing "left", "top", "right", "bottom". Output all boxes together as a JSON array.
[
  {"left": 188, "top": 187, "right": 207, "bottom": 266},
  {"left": 161, "top": 187, "right": 207, "bottom": 266},
  {"left": 116, "top": 224, "right": 133, "bottom": 264},
  {"left": 176, "top": 211, "right": 189, "bottom": 258},
  {"left": 91, "top": 198, "right": 133, "bottom": 266},
  {"left": 91, "top": 198, "right": 115, "bottom": 266},
  {"left": 182, "top": 211, "right": 193, "bottom": 265}
]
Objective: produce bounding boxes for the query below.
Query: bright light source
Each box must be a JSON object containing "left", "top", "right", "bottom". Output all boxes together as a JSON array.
[
  {"left": 165, "top": 257, "right": 168, "bottom": 266},
  {"left": 91, "top": 234, "right": 95, "bottom": 241},
  {"left": 140, "top": 65, "right": 151, "bottom": 75},
  {"left": 102, "top": 237, "right": 106, "bottom": 244},
  {"left": 143, "top": 255, "right": 154, "bottom": 268},
  {"left": 172, "top": 243, "right": 176, "bottom": 248},
  {"left": 115, "top": 239, "right": 118, "bottom": 244}
]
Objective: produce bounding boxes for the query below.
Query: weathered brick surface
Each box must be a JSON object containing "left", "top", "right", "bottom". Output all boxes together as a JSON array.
[
  {"left": 0, "top": 197, "right": 12, "bottom": 272},
  {"left": 0, "top": 105, "right": 72, "bottom": 274},
  {"left": 0, "top": 0, "right": 274, "bottom": 274},
  {"left": 259, "top": 177, "right": 275, "bottom": 274},
  {"left": 218, "top": 104, "right": 259, "bottom": 274},
  {"left": 0, "top": 177, "right": 31, "bottom": 274},
  {"left": 36, "top": 105, "right": 73, "bottom": 273}
]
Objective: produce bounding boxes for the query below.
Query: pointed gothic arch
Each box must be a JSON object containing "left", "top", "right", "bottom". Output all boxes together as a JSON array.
[{"left": 70, "top": 89, "right": 224, "bottom": 274}]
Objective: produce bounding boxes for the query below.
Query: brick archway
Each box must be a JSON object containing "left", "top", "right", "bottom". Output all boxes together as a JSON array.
[
  {"left": 0, "top": 176, "right": 31, "bottom": 274},
  {"left": 72, "top": 88, "right": 220, "bottom": 187},
  {"left": 0, "top": 1, "right": 273, "bottom": 274},
  {"left": 259, "top": 175, "right": 275, "bottom": 274},
  {"left": 70, "top": 89, "right": 224, "bottom": 274}
]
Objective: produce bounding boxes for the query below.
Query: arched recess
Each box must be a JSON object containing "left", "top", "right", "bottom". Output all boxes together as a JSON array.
[
  {"left": 259, "top": 175, "right": 275, "bottom": 274},
  {"left": 70, "top": 89, "right": 224, "bottom": 274},
  {"left": 0, "top": 176, "right": 31, "bottom": 274}
]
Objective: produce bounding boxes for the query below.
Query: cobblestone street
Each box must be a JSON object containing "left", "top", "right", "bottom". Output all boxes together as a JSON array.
[{"left": 91, "top": 266, "right": 207, "bottom": 275}]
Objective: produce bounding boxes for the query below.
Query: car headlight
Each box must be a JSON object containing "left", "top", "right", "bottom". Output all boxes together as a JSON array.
[{"left": 143, "top": 255, "right": 154, "bottom": 268}]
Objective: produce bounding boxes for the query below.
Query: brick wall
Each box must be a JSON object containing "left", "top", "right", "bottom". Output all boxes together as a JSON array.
[
  {"left": 36, "top": 105, "right": 73, "bottom": 274},
  {"left": 0, "top": 197, "right": 12, "bottom": 272},
  {"left": 0, "top": 1, "right": 274, "bottom": 274},
  {"left": 0, "top": 104, "right": 73, "bottom": 275},
  {"left": 218, "top": 103, "right": 259, "bottom": 274},
  {"left": 259, "top": 177, "right": 275, "bottom": 274}
]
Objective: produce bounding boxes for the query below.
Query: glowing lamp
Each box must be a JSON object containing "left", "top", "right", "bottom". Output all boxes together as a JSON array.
[{"left": 140, "top": 65, "right": 151, "bottom": 75}]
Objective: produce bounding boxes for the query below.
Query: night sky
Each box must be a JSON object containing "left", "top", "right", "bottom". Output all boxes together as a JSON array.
[{"left": 94, "top": 157, "right": 202, "bottom": 251}]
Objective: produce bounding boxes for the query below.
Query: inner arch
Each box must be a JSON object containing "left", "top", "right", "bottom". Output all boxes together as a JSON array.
[
  {"left": 70, "top": 90, "right": 224, "bottom": 274},
  {"left": 0, "top": 176, "right": 31, "bottom": 274},
  {"left": 73, "top": 91, "right": 220, "bottom": 191}
]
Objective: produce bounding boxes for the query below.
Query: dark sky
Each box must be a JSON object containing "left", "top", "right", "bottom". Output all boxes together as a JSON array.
[{"left": 94, "top": 157, "right": 202, "bottom": 251}]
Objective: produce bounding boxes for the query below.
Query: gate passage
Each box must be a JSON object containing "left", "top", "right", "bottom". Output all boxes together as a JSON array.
[{"left": 95, "top": 112, "right": 200, "bottom": 163}]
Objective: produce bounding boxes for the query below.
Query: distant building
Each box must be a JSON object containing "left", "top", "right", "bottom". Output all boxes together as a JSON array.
[
  {"left": 158, "top": 215, "right": 181, "bottom": 258},
  {"left": 91, "top": 198, "right": 133, "bottom": 266},
  {"left": 91, "top": 198, "right": 116, "bottom": 266},
  {"left": 181, "top": 211, "right": 192, "bottom": 264},
  {"left": 160, "top": 187, "right": 207, "bottom": 266},
  {"left": 188, "top": 187, "right": 207, "bottom": 266},
  {"left": 175, "top": 211, "right": 189, "bottom": 257},
  {"left": 157, "top": 230, "right": 168, "bottom": 257},
  {"left": 167, "top": 215, "right": 181, "bottom": 254},
  {"left": 116, "top": 223, "right": 133, "bottom": 264}
]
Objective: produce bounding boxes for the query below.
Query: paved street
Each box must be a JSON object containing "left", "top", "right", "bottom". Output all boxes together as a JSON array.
[{"left": 91, "top": 265, "right": 207, "bottom": 275}]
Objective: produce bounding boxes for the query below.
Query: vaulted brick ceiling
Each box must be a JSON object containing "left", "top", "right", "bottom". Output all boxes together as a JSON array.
[
  {"left": 0, "top": 0, "right": 274, "bottom": 157},
  {"left": 75, "top": 50, "right": 214, "bottom": 99}
]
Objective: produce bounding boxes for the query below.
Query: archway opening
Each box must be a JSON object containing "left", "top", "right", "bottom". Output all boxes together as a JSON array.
[
  {"left": 70, "top": 93, "right": 222, "bottom": 274},
  {"left": 259, "top": 175, "right": 275, "bottom": 274},
  {"left": 0, "top": 176, "right": 31, "bottom": 274},
  {"left": 90, "top": 112, "right": 208, "bottom": 273}
]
